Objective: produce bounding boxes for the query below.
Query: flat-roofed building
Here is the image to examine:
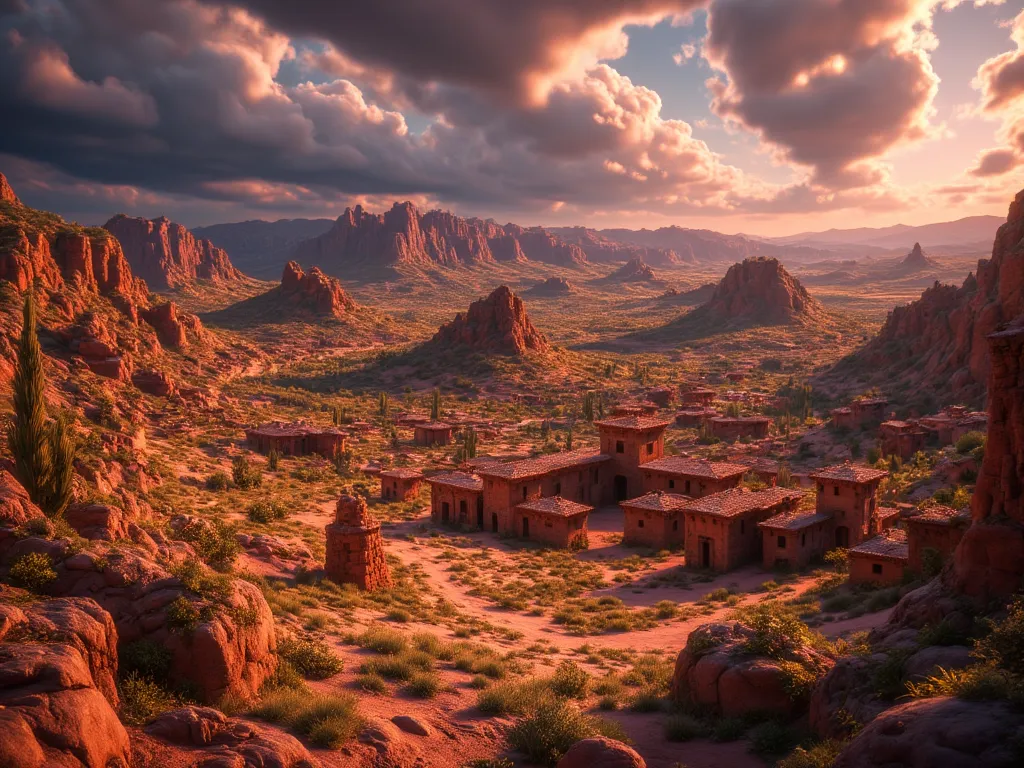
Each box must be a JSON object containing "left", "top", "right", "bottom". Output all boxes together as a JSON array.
[
  {"left": 810, "top": 463, "right": 889, "bottom": 549},
  {"left": 380, "top": 467, "right": 424, "bottom": 502},
  {"left": 848, "top": 528, "right": 908, "bottom": 585}
]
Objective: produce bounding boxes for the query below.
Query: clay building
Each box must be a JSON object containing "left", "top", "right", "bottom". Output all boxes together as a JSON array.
[
  {"left": 621, "top": 492, "right": 689, "bottom": 549},
  {"left": 641, "top": 456, "right": 746, "bottom": 497},
  {"left": 681, "top": 388, "right": 716, "bottom": 406},
  {"left": 917, "top": 406, "right": 987, "bottom": 446},
  {"left": 380, "top": 468, "right": 423, "bottom": 502},
  {"left": 683, "top": 487, "right": 804, "bottom": 571},
  {"left": 848, "top": 528, "right": 908, "bottom": 585},
  {"left": 512, "top": 496, "right": 592, "bottom": 549},
  {"left": 709, "top": 416, "right": 770, "bottom": 442},
  {"left": 675, "top": 408, "right": 718, "bottom": 428},
  {"left": 810, "top": 463, "right": 889, "bottom": 548},
  {"left": 425, "top": 472, "right": 485, "bottom": 528},
  {"left": 851, "top": 397, "right": 889, "bottom": 427},
  {"left": 646, "top": 387, "right": 677, "bottom": 407},
  {"left": 245, "top": 421, "right": 347, "bottom": 458},
  {"left": 905, "top": 505, "right": 970, "bottom": 574},
  {"left": 879, "top": 420, "right": 928, "bottom": 460},
  {"left": 325, "top": 495, "right": 391, "bottom": 590},
  {"left": 477, "top": 449, "right": 611, "bottom": 533},
  {"left": 414, "top": 422, "right": 454, "bottom": 446},
  {"left": 594, "top": 416, "right": 672, "bottom": 501},
  {"left": 759, "top": 510, "right": 834, "bottom": 570},
  {"left": 830, "top": 407, "right": 855, "bottom": 429}
]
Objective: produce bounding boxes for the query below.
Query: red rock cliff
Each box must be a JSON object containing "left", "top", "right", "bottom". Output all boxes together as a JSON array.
[
  {"left": 430, "top": 286, "right": 549, "bottom": 355},
  {"left": 0, "top": 172, "right": 18, "bottom": 204},
  {"left": 279, "top": 261, "right": 354, "bottom": 318},
  {"left": 701, "top": 257, "right": 823, "bottom": 324},
  {"left": 104, "top": 214, "right": 243, "bottom": 289}
]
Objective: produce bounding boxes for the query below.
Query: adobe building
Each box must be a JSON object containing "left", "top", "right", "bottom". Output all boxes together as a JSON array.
[
  {"left": 830, "top": 407, "right": 855, "bottom": 430},
  {"left": 425, "top": 472, "right": 485, "bottom": 528},
  {"left": 245, "top": 421, "right": 347, "bottom": 458},
  {"left": 621, "top": 491, "right": 688, "bottom": 549},
  {"left": 380, "top": 467, "right": 424, "bottom": 502},
  {"left": 477, "top": 449, "right": 611, "bottom": 533},
  {"left": 647, "top": 387, "right": 677, "bottom": 407},
  {"left": 512, "top": 496, "right": 591, "bottom": 549},
  {"left": 709, "top": 416, "right": 770, "bottom": 442},
  {"left": 809, "top": 463, "right": 889, "bottom": 548},
  {"left": 594, "top": 416, "right": 672, "bottom": 501},
  {"left": 848, "top": 528, "right": 908, "bottom": 586},
  {"left": 641, "top": 456, "right": 746, "bottom": 497},
  {"left": 414, "top": 422, "right": 454, "bottom": 446},
  {"left": 675, "top": 408, "right": 718, "bottom": 428},
  {"left": 879, "top": 420, "right": 927, "bottom": 460},
  {"left": 759, "top": 510, "right": 834, "bottom": 570},
  {"left": 325, "top": 495, "right": 392, "bottom": 591},
  {"left": 681, "top": 388, "right": 716, "bottom": 406},
  {"left": 850, "top": 397, "right": 889, "bottom": 427},
  {"left": 905, "top": 505, "right": 970, "bottom": 574},
  {"left": 683, "top": 487, "right": 804, "bottom": 572}
]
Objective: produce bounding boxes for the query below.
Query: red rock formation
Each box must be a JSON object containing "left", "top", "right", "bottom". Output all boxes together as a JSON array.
[
  {"left": 141, "top": 301, "right": 205, "bottom": 349},
  {"left": 325, "top": 494, "right": 392, "bottom": 590},
  {"left": 818, "top": 189, "right": 1024, "bottom": 405},
  {"left": 527, "top": 276, "right": 574, "bottom": 296},
  {"left": 550, "top": 225, "right": 684, "bottom": 265},
  {"left": 279, "top": 260, "right": 354, "bottom": 318},
  {"left": 558, "top": 737, "right": 647, "bottom": 768},
  {"left": 605, "top": 257, "right": 658, "bottom": 283},
  {"left": 132, "top": 368, "right": 177, "bottom": 397},
  {"left": 104, "top": 214, "right": 243, "bottom": 289},
  {"left": 430, "top": 285, "right": 550, "bottom": 355},
  {"left": 895, "top": 242, "right": 940, "bottom": 273},
  {"left": 0, "top": 172, "right": 19, "bottom": 204},
  {"left": 699, "top": 257, "right": 824, "bottom": 324}
]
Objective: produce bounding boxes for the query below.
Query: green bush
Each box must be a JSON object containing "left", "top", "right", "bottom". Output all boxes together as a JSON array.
[
  {"left": 776, "top": 740, "right": 847, "bottom": 768},
  {"left": 171, "top": 557, "right": 232, "bottom": 599},
  {"left": 477, "top": 678, "right": 552, "bottom": 716},
  {"left": 232, "top": 455, "right": 263, "bottom": 490},
  {"left": 550, "top": 661, "right": 590, "bottom": 699},
  {"left": 247, "top": 501, "right": 288, "bottom": 524},
  {"left": 119, "top": 672, "right": 178, "bottom": 725},
  {"left": 357, "top": 624, "right": 407, "bottom": 654},
  {"left": 665, "top": 713, "right": 707, "bottom": 742},
  {"left": 279, "top": 638, "right": 344, "bottom": 680},
  {"left": 406, "top": 671, "right": 443, "bottom": 698},
  {"left": 955, "top": 431, "right": 985, "bottom": 455},
  {"left": 7, "top": 552, "right": 56, "bottom": 592},
  {"left": 166, "top": 596, "right": 201, "bottom": 632},
  {"left": 264, "top": 659, "right": 305, "bottom": 691},
  {"left": 356, "top": 672, "right": 387, "bottom": 693},
  {"left": 741, "top": 603, "right": 816, "bottom": 659},
  {"left": 205, "top": 471, "right": 230, "bottom": 491},
  {"left": 251, "top": 689, "right": 363, "bottom": 748},
  {"left": 507, "top": 700, "right": 630, "bottom": 767},
  {"left": 748, "top": 720, "right": 796, "bottom": 756},
  {"left": 120, "top": 639, "right": 172, "bottom": 682},
  {"left": 174, "top": 522, "right": 240, "bottom": 572},
  {"left": 712, "top": 717, "right": 747, "bottom": 742}
]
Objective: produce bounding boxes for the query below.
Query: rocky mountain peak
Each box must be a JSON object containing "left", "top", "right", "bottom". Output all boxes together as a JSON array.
[
  {"left": 430, "top": 285, "right": 549, "bottom": 355},
  {"left": 0, "top": 172, "right": 19, "bottom": 205},
  {"left": 279, "top": 260, "right": 354, "bottom": 318},
  {"left": 703, "top": 257, "right": 823, "bottom": 324}
]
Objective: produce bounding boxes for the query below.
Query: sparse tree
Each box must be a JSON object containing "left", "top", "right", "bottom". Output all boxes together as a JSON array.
[
  {"left": 267, "top": 449, "right": 281, "bottom": 472},
  {"left": 430, "top": 387, "right": 442, "bottom": 421},
  {"left": 378, "top": 391, "right": 390, "bottom": 418},
  {"left": 565, "top": 421, "right": 575, "bottom": 451},
  {"left": 43, "top": 411, "right": 75, "bottom": 518},
  {"left": 8, "top": 290, "right": 52, "bottom": 509}
]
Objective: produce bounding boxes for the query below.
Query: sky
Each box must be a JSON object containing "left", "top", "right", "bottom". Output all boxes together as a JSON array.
[{"left": 1, "top": 0, "right": 1023, "bottom": 237}]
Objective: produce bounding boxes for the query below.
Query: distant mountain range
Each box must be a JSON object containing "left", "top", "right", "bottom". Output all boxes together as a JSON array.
[
  {"left": 193, "top": 218, "right": 334, "bottom": 279},
  {"left": 766, "top": 215, "right": 1003, "bottom": 250}
]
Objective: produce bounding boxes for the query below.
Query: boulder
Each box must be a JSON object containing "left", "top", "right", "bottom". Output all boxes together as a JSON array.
[
  {"left": 64, "top": 502, "right": 134, "bottom": 541},
  {"left": 391, "top": 714, "right": 432, "bottom": 737},
  {"left": 141, "top": 301, "right": 205, "bottom": 349},
  {"left": 132, "top": 368, "right": 177, "bottom": 397},
  {"left": 557, "top": 737, "right": 646, "bottom": 768}
]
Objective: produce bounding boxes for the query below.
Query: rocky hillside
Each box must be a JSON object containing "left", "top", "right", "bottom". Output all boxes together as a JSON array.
[
  {"left": 0, "top": 172, "right": 17, "bottom": 204},
  {"left": 526, "top": 276, "right": 574, "bottom": 296},
  {"left": 602, "top": 257, "right": 659, "bottom": 283},
  {"left": 548, "top": 226, "right": 685, "bottom": 265},
  {"left": 428, "top": 285, "right": 549, "bottom": 355},
  {"left": 104, "top": 214, "right": 243, "bottom": 289},
  {"left": 193, "top": 218, "right": 334, "bottom": 279},
  {"left": 593, "top": 225, "right": 825, "bottom": 264},
  {"left": 817, "top": 188, "right": 1024, "bottom": 408}
]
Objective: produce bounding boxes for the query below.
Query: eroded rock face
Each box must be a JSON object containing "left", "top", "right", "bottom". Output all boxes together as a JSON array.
[
  {"left": 671, "top": 622, "right": 833, "bottom": 719},
  {"left": 430, "top": 285, "right": 549, "bottom": 355},
  {"left": 557, "top": 737, "right": 646, "bottom": 768},
  {"left": 699, "top": 257, "right": 824, "bottom": 325},
  {"left": 141, "top": 302, "right": 206, "bottom": 349},
  {"left": 548, "top": 225, "right": 683, "bottom": 265},
  {"left": 279, "top": 261, "right": 354, "bottom": 318},
  {"left": 0, "top": 171, "right": 18, "bottom": 204},
  {"left": 527, "top": 276, "right": 574, "bottom": 296},
  {"left": 0, "top": 591, "right": 130, "bottom": 768},
  {"left": 607, "top": 257, "right": 658, "bottom": 283},
  {"left": 104, "top": 214, "right": 243, "bottom": 289}
]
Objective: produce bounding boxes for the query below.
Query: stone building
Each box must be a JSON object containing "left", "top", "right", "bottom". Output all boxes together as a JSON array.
[
  {"left": 379, "top": 468, "right": 423, "bottom": 502},
  {"left": 414, "top": 422, "right": 453, "bottom": 446},
  {"left": 325, "top": 495, "right": 391, "bottom": 590},
  {"left": 641, "top": 456, "right": 746, "bottom": 497},
  {"left": 621, "top": 491, "right": 688, "bottom": 549},
  {"left": 917, "top": 406, "right": 987, "bottom": 446},
  {"left": 681, "top": 388, "right": 716, "bottom": 406},
  {"left": 425, "top": 472, "right": 484, "bottom": 528},
  {"left": 682, "top": 487, "right": 804, "bottom": 571},
  {"left": 879, "top": 420, "right": 928, "bottom": 460},
  {"left": 245, "top": 421, "right": 347, "bottom": 458},
  {"left": 675, "top": 408, "right": 718, "bottom": 428},
  {"left": 759, "top": 510, "right": 833, "bottom": 570},
  {"left": 709, "top": 416, "right": 770, "bottom": 442},
  {"left": 905, "top": 505, "right": 970, "bottom": 574},
  {"left": 809, "top": 463, "right": 889, "bottom": 548},
  {"left": 848, "top": 528, "right": 908, "bottom": 585},
  {"left": 594, "top": 416, "right": 673, "bottom": 501},
  {"left": 830, "top": 407, "right": 855, "bottom": 429},
  {"left": 513, "top": 496, "right": 591, "bottom": 549},
  {"left": 851, "top": 397, "right": 889, "bottom": 427}
]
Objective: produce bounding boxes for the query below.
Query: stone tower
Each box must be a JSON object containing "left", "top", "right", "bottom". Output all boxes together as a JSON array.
[{"left": 325, "top": 495, "right": 392, "bottom": 591}]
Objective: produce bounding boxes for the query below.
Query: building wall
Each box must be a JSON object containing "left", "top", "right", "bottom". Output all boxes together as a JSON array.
[
  {"left": 760, "top": 520, "right": 833, "bottom": 570},
  {"left": 851, "top": 402, "right": 887, "bottom": 427},
  {"left": 430, "top": 485, "right": 485, "bottom": 529},
  {"left": 511, "top": 508, "right": 588, "bottom": 549},
  {"left": 849, "top": 554, "right": 905, "bottom": 585},
  {"left": 246, "top": 432, "right": 345, "bottom": 458},
  {"left": 881, "top": 430, "right": 927, "bottom": 460},
  {"left": 623, "top": 508, "right": 683, "bottom": 549},
  {"left": 642, "top": 470, "right": 740, "bottom": 498},
  {"left": 482, "top": 465, "right": 606, "bottom": 534},
  {"left": 599, "top": 426, "right": 665, "bottom": 500},
  {"left": 684, "top": 499, "right": 801, "bottom": 572},
  {"left": 382, "top": 477, "right": 421, "bottom": 502},
  {"left": 414, "top": 427, "right": 452, "bottom": 446},
  {"left": 815, "top": 480, "right": 880, "bottom": 547},
  {"left": 906, "top": 521, "right": 966, "bottom": 573}
]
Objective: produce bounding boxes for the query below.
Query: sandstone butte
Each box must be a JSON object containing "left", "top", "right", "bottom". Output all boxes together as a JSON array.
[
  {"left": 605, "top": 257, "right": 658, "bottom": 283},
  {"left": 701, "top": 256, "right": 825, "bottom": 324},
  {"left": 818, "top": 189, "right": 1024, "bottom": 405},
  {"left": 103, "top": 213, "right": 244, "bottom": 289},
  {"left": 292, "top": 200, "right": 587, "bottom": 269},
  {"left": 279, "top": 260, "right": 355, "bottom": 318},
  {"left": 429, "top": 285, "right": 550, "bottom": 355}
]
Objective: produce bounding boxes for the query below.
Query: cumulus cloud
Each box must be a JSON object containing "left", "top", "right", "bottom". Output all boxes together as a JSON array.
[{"left": 967, "top": 10, "right": 1024, "bottom": 178}]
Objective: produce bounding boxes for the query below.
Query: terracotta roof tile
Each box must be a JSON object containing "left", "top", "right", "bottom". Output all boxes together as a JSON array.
[
  {"left": 594, "top": 416, "right": 673, "bottom": 431},
  {"left": 759, "top": 510, "right": 832, "bottom": 530},
  {"left": 849, "top": 528, "right": 908, "bottom": 560},
  {"left": 380, "top": 468, "right": 424, "bottom": 480},
  {"left": 621, "top": 492, "right": 691, "bottom": 512},
  {"left": 907, "top": 505, "right": 970, "bottom": 526},
  {"left": 516, "top": 496, "right": 592, "bottom": 517},
  {"left": 810, "top": 463, "right": 889, "bottom": 483},
  {"left": 642, "top": 456, "right": 747, "bottom": 480},
  {"left": 682, "top": 487, "right": 804, "bottom": 518},
  {"left": 247, "top": 421, "right": 347, "bottom": 437},
  {"left": 424, "top": 472, "right": 483, "bottom": 491},
  {"left": 476, "top": 449, "right": 609, "bottom": 480}
]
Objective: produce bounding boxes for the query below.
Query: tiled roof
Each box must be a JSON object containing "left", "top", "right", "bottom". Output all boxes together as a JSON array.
[
  {"left": 247, "top": 421, "right": 346, "bottom": 437},
  {"left": 853, "top": 397, "right": 888, "bottom": 407},
  {"left": 907, "top": 505, "right": 970, "bottom": 526},
  {"left": 516, "top": 496, "right": 592, "bottom": 517},
  {"left": 621, "top": 491, "right": 691, "bottom": 512},
  {"left": 415, "top": 422, "right": 452, "bottom": 431},
  {"left": 849, "top": 528, "right": 908, "bottom": 560},
  {"left": 475, "top": 449, "right": 609, "bottom": 480},
  {"left": 881, "top": 420, "right": 914, "bottom": 429},
  {"left": 830, "top": 407, "right": 852, "bottom": 414},
  {"left": 380, "top": 467, "right": 424, "bottom": 480},
  {"left": 876, "top": 506, "right": 901, "bottom": 522},
  {"left": 682, "top": 487, "right": 804, "bottom": 518},
  {"left": 424, "top": 472, "right": 483, "bottom": 491},
  {"left": 810, "top": 463, "right": 889, "bottom": 483},
  {"left": 710, "top": 416, "right": 770, "bottom": 424},
  {"left": 759, "top": 510, "right": 832, "bottom": 531},
  {"left": 642, "top": 456, "right": 747, "bottom": 480},
  {"left": 594, "top": 416, "right": 673, "bottom": 431}
]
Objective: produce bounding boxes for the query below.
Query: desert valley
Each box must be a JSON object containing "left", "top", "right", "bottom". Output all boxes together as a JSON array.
[{"left": 2, "top": 1, "right": 1024, "bottom": 767}]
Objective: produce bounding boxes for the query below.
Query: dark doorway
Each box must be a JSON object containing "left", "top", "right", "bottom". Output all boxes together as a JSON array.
[
  {"left": 522, "top": 517, "right": 530, "bottom": 538},
  {"left": 491, "top": 513, "right": 498, "bottom": 532},
  {"left": 476, "top": 498, "right": 484, "bottom": 529},
  {"left": 700, "top": 538, "right": 712, "bottom": 569},
  {"left": 441, "top": 502, "right": 450, "bottom": 523},
  {"left": 459, "top": 500, "right": 467, "bottom": 522},
  {"left": 835, "top": 526, "right": 849, "bottom": 548},
  {"left": 614, "top": 475, "right": 628, "bottom": 501}
]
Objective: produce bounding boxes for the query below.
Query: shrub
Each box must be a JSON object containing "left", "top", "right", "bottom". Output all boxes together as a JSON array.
[
  {"left": 406, "top": 671, "right": 443, "bottom": 698},
  {"left": 119, "top": 672, "right": 178, "bottom": 725},
  {"left": 247, "top": 501, "right": 288, "bottom": 524},
  {"left": 665, "top": 714, "right": 707, "bottom": 742},
  {"left": 356, "top": 672, "right": 387, "bottom": 693},
  {"left": 171, "top": 557, "right": 232, "bottom": 599},
  {"left": 360, "top": 655, "right": 416, "bottom": 682},
  {"left": 955, "top": 431, "right": 985, "bottom": 455},
  {"left": 205, "top": 471, "right": 230, "bottom": 491},
  {"left": 776, "top": 740, "right": 847, "bottom": 768},
  {"left": 267, "top": 450, "right": 281, "bottom": 472},
  {"left": 742, "top": 603, "right": 815, "bottom": 660},
  {"left": 550, "top": 661, "right": 590, "bottom": 699},
  {"left": 279, "top": 638, "right": 344, "bottom": 680},
  {"left": 357, "top": 624, "right": 407, "bottom": 654},
  {"left": 748, "top": 720, "right": 796, "bottom": 756},
  {"left": 264, "top": 659, "right": 304, "bottom": 691},
  {"left": 232, "top": 455, "right": 262, "bottom": 490},
  {"left": 120, "top": 639, "right": 172, "bottom": 682},
  {"left": 174, "top": 522, "right": 240, "bottom": 573},
  {"left": 629, "top": 687, "right": 664, "bottom": 712},
  {"left": 477, "top": 678, "right": 552, "bottom": 716},
  {"left": 251, "top": 689, "right": 362, "bottom": 748},
  {"left": 507, "top": 700, "right": 630, "bottom": 767},
  {"left": 974, "top": 596, "right": 1024, "bottom": 677},
  {"left": 7, "top": 552, "right": 56, "bottom": 592},
  {"left": 167, "top": 596, "right": 201, "bottom": 632},
  {"left": 712, "top": 717, "right": 747, "bottom": 742}
]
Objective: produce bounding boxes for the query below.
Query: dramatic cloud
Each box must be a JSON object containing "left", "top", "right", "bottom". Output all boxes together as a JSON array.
[{"left": 968, "top": 9, "right": 1024, "bottom": 178}]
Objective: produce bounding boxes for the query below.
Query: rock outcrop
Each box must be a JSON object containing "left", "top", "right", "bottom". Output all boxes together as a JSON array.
[
  {"left": 279, "top": 261, "right": 354, "bottom": 318},
  {"left": 192, "top": 218, "right": 335, "bottom": 279},
  {"left": 549, "top": 226, "right": 684, "bottom": 265},
  {"left": 428, "top": 286, "right": 550, "bottom": 355},
  {"left": 603, "top": 257, "right": 658, "bottom": 283},
  {"left": 818, "top": 188, "right": 1024, "bottom": 405},
  {"left": 700, "top": 257, "right": 824, "bottom": 324},
  {"left": 141, "top": 302, "right": 206, "bottom": 349},
  {"left": 0, "top": 171, "right": 19, "bottom": 204},
  {"left": 892, "top": 242, "right": 940, "bottom": 274},
  {"left": 526, "top": 276, "right": 574, "bottom": 296},
  {"left": 558, "top": 737, "right": 646, "bottom": 768},
  {"left": 104, "top": 214, "right": 243, "bottom": 289}
]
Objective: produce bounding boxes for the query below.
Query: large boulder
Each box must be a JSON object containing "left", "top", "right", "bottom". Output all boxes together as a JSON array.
[
  {"left": 672, "top": 621, "right": 833, "bottom": 719},
  {"left": 64, "top": 502, "right": 135, "bottom": 542},
  {"left": 557, "top": 737, "right": 646, "bottom": 768},
  {"left": 835, "top": 697, "right": 1024, "bottom": 768}
]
